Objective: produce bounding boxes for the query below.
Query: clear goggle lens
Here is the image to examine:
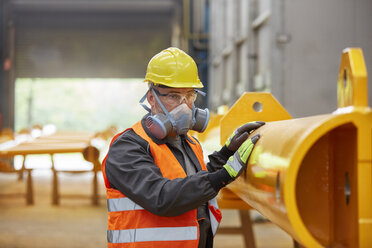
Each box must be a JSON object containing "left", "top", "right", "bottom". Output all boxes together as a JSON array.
[{"left": 153, "top": 89, "right": 198, "bottom": 105}]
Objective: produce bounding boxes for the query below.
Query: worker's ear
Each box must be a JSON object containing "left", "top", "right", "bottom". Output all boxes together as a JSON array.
[{"left": 147, "top": 90, "right": 156, "bottom": 109}]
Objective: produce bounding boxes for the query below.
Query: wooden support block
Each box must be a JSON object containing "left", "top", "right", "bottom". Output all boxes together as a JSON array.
[
  {"left": 26, "top": 169, "right": 34, "bottom": 205},
  {"left": 217, "top": 210, "right": 256, "bottom": 248},
  {"left": 0, "top": 166, "right": 34, "bottom": 205},
  {"left": 52, "top": 170, "right": 59, "bottom": 205}
]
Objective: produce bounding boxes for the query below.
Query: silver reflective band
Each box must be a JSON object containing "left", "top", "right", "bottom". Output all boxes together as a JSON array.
[
  {"left": 227, "top": 154, "right": 243, "bottom": 173},
  {"left": 208, "top": 197, "right": 219, "bottom": 209},
  {"left": 208, "top": 197, "right": 220, "bottom": 236},
  {"left": 107, "top": 197, "right": 144, "bottom": 212},
  {"left": 108, "top": 226, "right": 198, "bottom": 243},
  {"left": 209, "top": 210, "right": 219, "bottom": 236}
]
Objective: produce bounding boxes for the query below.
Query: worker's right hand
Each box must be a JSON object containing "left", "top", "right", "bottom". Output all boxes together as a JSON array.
[
  {"left": 223, "top": 134, "right": 260, "bottom": 179},
  {"left": 225, "top": 121, "right": 264, "bottom": 152}
]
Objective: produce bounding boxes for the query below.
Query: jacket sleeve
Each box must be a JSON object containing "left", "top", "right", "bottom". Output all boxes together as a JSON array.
[
  {"left": 105, "top": 130, "right": 219, "bottom": 217},
  {"left": 206, "top": 145, "right": 234, "bottom": 172}
]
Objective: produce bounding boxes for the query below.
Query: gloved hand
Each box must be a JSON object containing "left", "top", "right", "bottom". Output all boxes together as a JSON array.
[
  {"left": 225, "top": 121, "right": 265, "bottom": 152},
  {"left": 223, "top": 134, "right": 260, "bottom": 179}
]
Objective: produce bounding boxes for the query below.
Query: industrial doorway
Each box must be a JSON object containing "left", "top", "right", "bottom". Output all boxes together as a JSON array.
[
  {"left": 15, "top": 78, "right": 148, "bottom": 132},
  {"left": 1, "top": 2, "right": 174, "bottom": 129}
]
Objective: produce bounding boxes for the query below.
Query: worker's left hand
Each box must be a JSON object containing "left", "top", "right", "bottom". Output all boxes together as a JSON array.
[
  {"left": 225, "top": 121, "right": 265, "bottom": 152},
  {"left": 223, "top": 134, "right": 260, "bottom": 180}
]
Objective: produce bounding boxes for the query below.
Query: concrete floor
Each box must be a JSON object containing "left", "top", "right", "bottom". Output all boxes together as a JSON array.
[{"left": 0, "top": 169, "right": 293, "bottom": 248}]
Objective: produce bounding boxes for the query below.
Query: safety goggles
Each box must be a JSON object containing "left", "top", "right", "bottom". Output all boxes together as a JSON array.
[{"left": 152, "top": 88, "right": 198, "bottom": 106}]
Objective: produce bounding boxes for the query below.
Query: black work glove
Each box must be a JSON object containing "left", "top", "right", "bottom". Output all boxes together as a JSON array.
[
  {"left": 224, "top": 134, "right": 260, "bottom": 179},
  {"left": 224, "top": 121, "right": 265, "bottom": 152},
  {"left": 208, "top": 133, "right": 262, "bottom": 192}
]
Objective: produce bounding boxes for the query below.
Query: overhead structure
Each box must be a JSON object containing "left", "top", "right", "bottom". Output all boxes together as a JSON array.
[{"left": 220, "top": 48, "right": 372, "bottom": 247}]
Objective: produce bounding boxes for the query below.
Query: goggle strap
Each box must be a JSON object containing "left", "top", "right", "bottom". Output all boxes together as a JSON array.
[
  {"left": 195, "top": 89, "right": 206, "bottom": 97},
  {"left": 191, "top": 104, "right": 196, "bottom": 127}
]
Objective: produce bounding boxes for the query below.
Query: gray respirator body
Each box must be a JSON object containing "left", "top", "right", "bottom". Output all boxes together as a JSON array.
[{"left": 140, "top": 88, "right": 210, "bottom": 140}]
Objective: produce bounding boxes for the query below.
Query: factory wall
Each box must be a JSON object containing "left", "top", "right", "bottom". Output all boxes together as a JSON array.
[{"left": 208, "top": 0, "right": 372, "bottom": 117}]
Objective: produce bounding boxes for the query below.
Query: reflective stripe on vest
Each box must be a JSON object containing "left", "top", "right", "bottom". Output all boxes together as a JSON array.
[
  {"left": 208, "top": 197, "right": 221, "bottom": 236},
  {"left": 107, "top": 226, "right": 198, "bottom": 243},
  {"left": 106, "top": 196, "right": 221, "bottom": 235},
  {"left": 102, "top": 121, "right": 220, "bottom": 247},
  {"left": 107, "top": 197, "right": 144, "bottom": 212}
]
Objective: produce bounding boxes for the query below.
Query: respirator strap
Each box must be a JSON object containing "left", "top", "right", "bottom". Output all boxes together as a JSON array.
[
  {"left": 150, "top": 88, "right": 177, "bottom": 128},
  {"left": 192, "top": 90, "right": 206, "bottom": 127},
  {"left": 190, "top": 90, "right": 206, "bottom": 129},
  {"left": 139, "top": 91, "right": 152, "bottom": 113},
  {"left": 191, "top": 104, "right": 196, "bottom": 127}
]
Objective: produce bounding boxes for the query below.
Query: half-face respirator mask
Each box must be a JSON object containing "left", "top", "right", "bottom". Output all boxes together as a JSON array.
[{"left": 139, "top": 86, "right": 210, "bottom": 140}]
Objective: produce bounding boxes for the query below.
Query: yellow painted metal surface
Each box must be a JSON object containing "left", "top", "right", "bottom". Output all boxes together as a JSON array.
[
  {"left": 337, "top": 48, "right": 368, "bottom": 108},
  {"left": 220, "top": 92, "right": 292, "bottom": 145},
  {"left": 192, "top": 108, "right": 227, "bottom": 143},
  {"left": 219, "top": 48, "right": 372, "bottom": 247}
]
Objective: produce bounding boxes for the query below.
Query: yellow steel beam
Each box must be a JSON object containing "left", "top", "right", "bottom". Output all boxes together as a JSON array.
[{"left": 219, "top": 48, "right": 372, "bottom": 247}]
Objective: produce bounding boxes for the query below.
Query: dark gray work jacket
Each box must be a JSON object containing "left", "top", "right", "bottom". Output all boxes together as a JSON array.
[{"left": 105, "top": 117, "right": 233, "bottom": 247}]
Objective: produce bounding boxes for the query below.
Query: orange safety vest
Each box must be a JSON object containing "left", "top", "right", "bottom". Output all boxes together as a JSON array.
[{"left": 102, "top": 121, "right": 222, "bottom": 248}]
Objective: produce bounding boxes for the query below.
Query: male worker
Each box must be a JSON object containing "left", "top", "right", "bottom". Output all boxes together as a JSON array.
[{"left": 102, "top": 47, "right": 264, "bottom": 248}]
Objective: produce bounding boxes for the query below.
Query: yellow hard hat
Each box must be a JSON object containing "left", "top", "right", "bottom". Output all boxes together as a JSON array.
[{"left": 144, "top": 47, "right": 204, "bottom": 88}]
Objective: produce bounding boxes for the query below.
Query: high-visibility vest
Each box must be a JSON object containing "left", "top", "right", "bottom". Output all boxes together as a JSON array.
[{"left": 102, "top": 121, "right": 222, "bottom": 248}]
